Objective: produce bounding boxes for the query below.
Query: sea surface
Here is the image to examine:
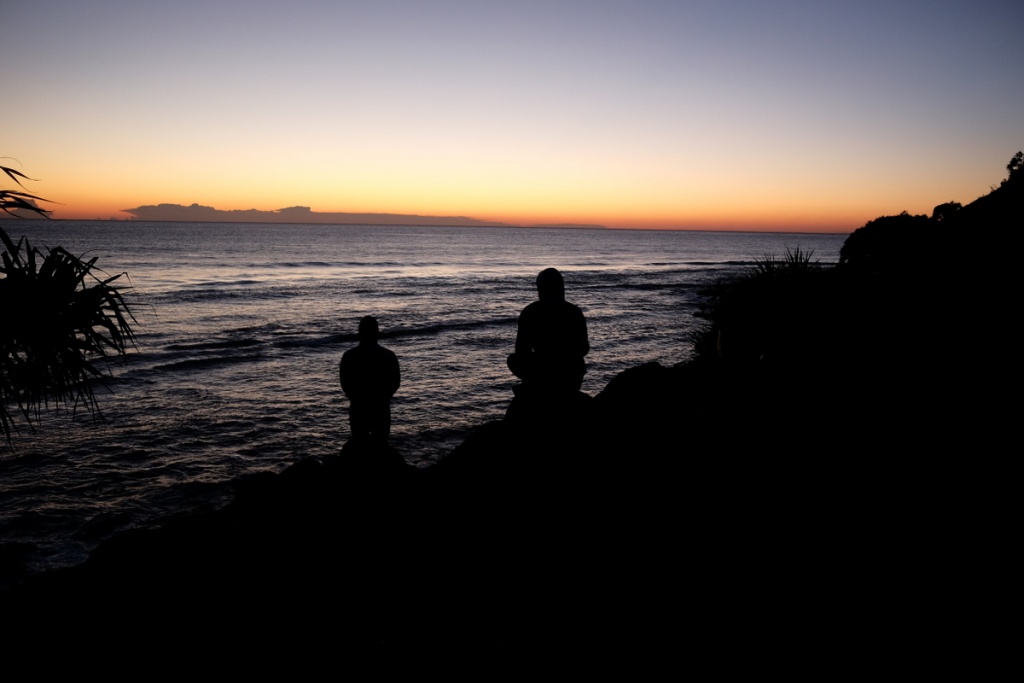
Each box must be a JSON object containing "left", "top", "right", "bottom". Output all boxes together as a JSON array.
[{"left": 0, "top": 221, "right": 847, "bottom": 581}]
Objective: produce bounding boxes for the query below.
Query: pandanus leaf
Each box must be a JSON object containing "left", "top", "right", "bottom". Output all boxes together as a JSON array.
[{"left": 0, "top": 226, "right": 137, "bottom": 442}]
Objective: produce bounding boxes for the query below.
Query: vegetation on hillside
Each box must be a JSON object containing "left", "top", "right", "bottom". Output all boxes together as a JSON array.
[
  {"left": 694, "top": 151, "right": 1021, "bottom": 368},
  {"left": 686, "top": 151, "right": 1018, "bottom": 447}
]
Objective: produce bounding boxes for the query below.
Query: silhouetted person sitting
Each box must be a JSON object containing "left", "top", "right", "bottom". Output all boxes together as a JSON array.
[
  {"left": 340, "top": 316, "right": 401, "bottom": 446},
  {"left": 507, "top": 268, "right": 589, "bottom": 396}
]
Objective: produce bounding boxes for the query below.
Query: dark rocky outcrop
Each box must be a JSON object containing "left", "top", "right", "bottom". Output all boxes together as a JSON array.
[
  {"left": 3, "top": 158, "right": 1017, "bottom": 667},
  {"left": 0, "top": 359, "right": 966, "bottom": 666}
]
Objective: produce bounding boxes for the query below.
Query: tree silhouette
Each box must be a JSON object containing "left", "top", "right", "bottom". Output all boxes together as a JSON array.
[
  {"left": 1006, "top": 150, "right": 1023, "bottom": 184},
  {"left": 931, "top": 201, "right": 962, "bottom": 222}
]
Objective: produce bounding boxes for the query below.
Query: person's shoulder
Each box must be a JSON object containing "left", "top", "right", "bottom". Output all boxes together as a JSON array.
[
  {"left": 564, "top": 300, "right": 585, "bottom": 314},
  {"left": 520, "top": 300, "right": 545, "bottom": 315},
  {"left": 373, "top": 343, "right": 398, "bottom": 359}
]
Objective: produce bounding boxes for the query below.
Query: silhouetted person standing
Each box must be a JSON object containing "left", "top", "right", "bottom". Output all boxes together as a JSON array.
[
  {"left": 340, "top": 316, "right": 400, "bottom": 446},
  {"left": 508, "top": 268, "right": 589, "bottom": 394}
]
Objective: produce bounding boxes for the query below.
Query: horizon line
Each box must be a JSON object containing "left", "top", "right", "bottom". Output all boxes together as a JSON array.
[{"left": 12, "top": 216, "right": 853, "bottom": 236}]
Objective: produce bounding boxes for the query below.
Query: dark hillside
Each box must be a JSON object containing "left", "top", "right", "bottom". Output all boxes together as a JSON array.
[{"left": 2, "top": 155, "right": 1018, "bottom": 669}]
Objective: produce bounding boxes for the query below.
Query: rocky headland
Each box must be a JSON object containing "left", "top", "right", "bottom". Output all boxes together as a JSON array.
[{"left": 2, "top": 156, "right": 1018, "bottom": 668}]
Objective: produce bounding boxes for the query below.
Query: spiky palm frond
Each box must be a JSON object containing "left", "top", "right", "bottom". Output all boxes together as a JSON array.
[
  {"left": 1, "top": 226, "right": 137, "bottom": 442},
  {"left": 0, "top": 161, "right": 52, "bottom": 219},
  {"left": 750, "top": 247, "right": 819, "bottom": 277},
  {"left": 691, "top": 247, "right": 832, "bottom": 365}
]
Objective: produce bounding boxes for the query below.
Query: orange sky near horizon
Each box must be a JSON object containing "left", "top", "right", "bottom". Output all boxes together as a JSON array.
[
  {"left": 11, "top": 146, "right": 1003, "bottom": 233},
  {"left": 3, "top": 2, "right": 1021, "bottom": 233}
]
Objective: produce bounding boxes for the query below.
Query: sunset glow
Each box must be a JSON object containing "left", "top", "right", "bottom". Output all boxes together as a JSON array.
[{"left": 4, "top": 1, "right": 1022, "bottom": 231}]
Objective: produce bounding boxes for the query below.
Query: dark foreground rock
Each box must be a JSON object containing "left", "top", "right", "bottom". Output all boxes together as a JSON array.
[{"left": 0, "top": 356, "right": 988, "bottom": 670}]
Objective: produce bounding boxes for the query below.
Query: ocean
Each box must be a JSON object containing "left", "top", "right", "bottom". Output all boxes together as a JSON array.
[{"left": 0, "top": 221, "right": 847, "bottom": 580}]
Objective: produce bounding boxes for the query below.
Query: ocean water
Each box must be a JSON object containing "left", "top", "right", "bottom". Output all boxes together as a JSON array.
[{"left": 0, "top": 221, "right": 847, "bottom": 579}]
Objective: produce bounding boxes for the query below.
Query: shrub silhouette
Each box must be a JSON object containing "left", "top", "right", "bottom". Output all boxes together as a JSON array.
[
  {"left": 1005, "top": 150, "right": 1023, "bottom": 185},
  {"left": 692, "top": 247, "right": 847, "bottom": 370}
]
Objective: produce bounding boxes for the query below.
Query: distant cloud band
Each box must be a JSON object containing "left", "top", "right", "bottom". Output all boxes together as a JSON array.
[{"left": 121, "top": 203, "right": 512, "bottom": 227}]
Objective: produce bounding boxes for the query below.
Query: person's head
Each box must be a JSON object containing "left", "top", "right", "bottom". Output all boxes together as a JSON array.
[
  {"left": 536, "top": 268, "right": 565, "bottom": 302},
  {"left": 358, "top": 315, "right": 380, "bottom": 343}
]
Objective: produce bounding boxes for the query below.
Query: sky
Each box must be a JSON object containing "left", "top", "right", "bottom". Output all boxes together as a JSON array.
[{"left": 3, "top": 0, "right": 1022, "bottom": 231}]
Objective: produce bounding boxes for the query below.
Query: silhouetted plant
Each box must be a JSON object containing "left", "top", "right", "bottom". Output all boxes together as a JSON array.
[
  {"left": 930, "top": 201, "right": 962, "bottom": 223},
  {"left": 691, "top": 248, "right": 837, "bottom": 366},
  {"left": 837, "top": 211, "right": 930, "bottom": 274},
  {"left": 1, "top": 161, "right": 52, "bottom": 218},
  {"left": 1005, "top": 151, "right": 1023, "bottom": 185},
  {"left": 749, "top": 246, "right": 821, "bottom": 277},
  {"left": 1, "top": 164, "right": 136, "bottom": 442}
]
